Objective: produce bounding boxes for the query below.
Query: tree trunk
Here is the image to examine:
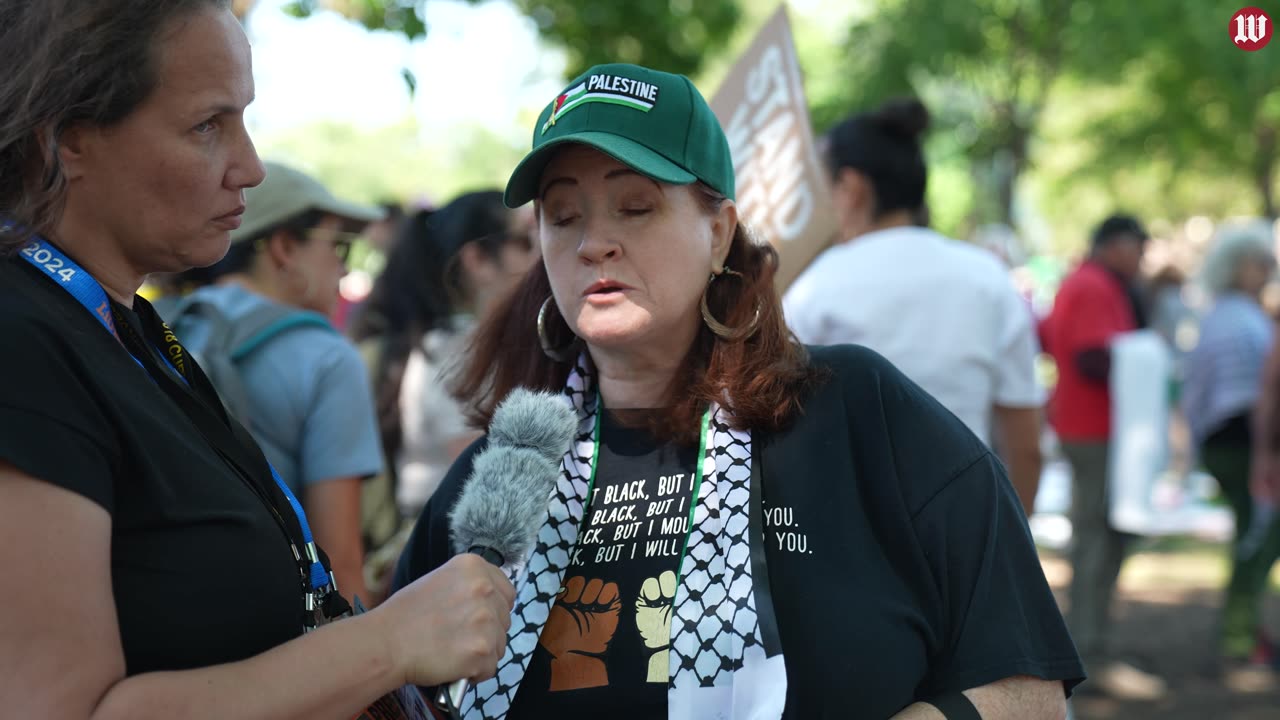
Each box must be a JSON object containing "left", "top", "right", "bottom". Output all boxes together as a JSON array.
[
  {"left": 1257, "top": 125, "right": 1277, "bottom": 220},
  {"left": 995, "top": 124, "right": 1030, "bottom": 226}
]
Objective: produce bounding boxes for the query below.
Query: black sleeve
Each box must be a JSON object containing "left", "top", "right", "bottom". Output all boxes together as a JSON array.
[
  {"left": 0, "top": 314, "right": 119, "bottom": 512},
  {"left": 914, "top": 451, "right": 1085, "bottom": 698},
  {"left": 1074, "top": 347, "right": 1111, "bottom": 384},
  {"left": 0, "top": 407, "right": 117, "bottom": 511},
  {"left": 391, "top": 436, "right": 489, "bottom": 594}
]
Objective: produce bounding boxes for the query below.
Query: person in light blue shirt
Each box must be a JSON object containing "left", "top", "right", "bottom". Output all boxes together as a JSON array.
[
  {"left": 175, "top": 283, "right": 384, "bottom": 496},
  {"left": 1182, "top": 221, "right": 1280, "bottom": 672},
  {"left": 167, "top": 162, "right": 385, "bottom": 603}
]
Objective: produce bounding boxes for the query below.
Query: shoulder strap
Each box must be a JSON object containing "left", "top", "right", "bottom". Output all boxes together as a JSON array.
[
  {"left": 750, "top": 441, "right": 783, "bottom": 657},
  {"left": 227, "top": 306, "right": 335, "bottom": 361},
  {"left": 158, "top": 294, "right": 334, "bottom": 429}
]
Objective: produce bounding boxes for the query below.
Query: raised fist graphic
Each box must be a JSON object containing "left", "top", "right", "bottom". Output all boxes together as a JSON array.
[
  {"left": 635, "top": 570, "right": 677, "bottom": 682},
  {"left": 539, "top": 575, "right": 621, "bottom": 691}
]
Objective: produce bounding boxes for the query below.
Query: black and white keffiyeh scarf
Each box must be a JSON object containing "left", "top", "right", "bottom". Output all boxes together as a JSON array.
[{"left": 459, "top": 354, "right": 787, "bottom": 719}]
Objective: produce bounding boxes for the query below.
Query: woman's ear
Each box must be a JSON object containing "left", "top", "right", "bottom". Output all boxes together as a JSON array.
[
  {"left": 710, "top": 199, "right": 738, "bottom": 272},
  {"left": 840, "top": 168, "right": 875, "bottom": 213},
  {"left": 263, "top": 230, "right": 298, "bottom": 270},
  {"left": 54, "top": 123, "right": 91, "bottom": 182},
  {"left": 457, "top": 242, "right": 487, "bottom": 277}
]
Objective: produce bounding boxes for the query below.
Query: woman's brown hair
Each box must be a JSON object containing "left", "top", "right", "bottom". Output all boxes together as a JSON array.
[
  {"left": 0, "top": 0, "right": 231, "bottom": 255},
  {"left": 452, "top": 183, "right": 825, "bottom": 444}
]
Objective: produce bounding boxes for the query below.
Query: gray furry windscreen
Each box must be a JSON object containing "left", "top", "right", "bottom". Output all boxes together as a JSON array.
[{"left": 448, "top": 389, "right": 577, "bottom": 563}]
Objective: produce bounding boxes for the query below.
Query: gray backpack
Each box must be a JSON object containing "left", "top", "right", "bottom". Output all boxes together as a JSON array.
[{"left": 154, "top": 294, "right": 334, "bottom": 430}]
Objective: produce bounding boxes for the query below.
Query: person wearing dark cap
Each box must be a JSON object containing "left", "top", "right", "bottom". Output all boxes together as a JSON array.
[
  {"left": 394, "top": 63, "right": 1082, "bottom": 719},
  {"left": 1040, "top": 214, "right": 1165, "bottom": 699},
  {"left": 784, "top": 98, "right": 1046, "bottom": 517}
]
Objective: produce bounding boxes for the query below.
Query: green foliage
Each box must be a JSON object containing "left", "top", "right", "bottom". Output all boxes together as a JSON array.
[
  {"left": 245, "top": 0, "right": 1280, "bottom": 252},
  {"left": 275, "top": 0, "right": 742, "bottom": 77},
  {"left": 1061, "top": 1, "right": 1280, "bottom": 218},
  {"left": 282, "top": 0, "right": 429, "bottom": 39},
  {"left": 510, "top": 0, "right": 742, "bottom": 77},
  {"left": 811, "top": 0, "right": 1082, "bottom": 230},
  {"left": 253, "top": 117, "right": 526, "bottom": 207}
]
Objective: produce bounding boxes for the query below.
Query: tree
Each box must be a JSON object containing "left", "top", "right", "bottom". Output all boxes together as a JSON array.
[
  {"left": 508, "top": 0, "right": 740, "bottom": 78},
  {"left": 236, "top": 0, "right": 742, "bottom": 78},
  {"left": 810, "top": 0, "right": 1081, "bottom": 228},
  {"left": 1064, "top": 1, "right": 1280, "bottom": 219}
]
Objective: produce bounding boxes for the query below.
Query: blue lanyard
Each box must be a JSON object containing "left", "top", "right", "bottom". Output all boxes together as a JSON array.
[
  {"left": 18, "top": 238, "right": 332, "bottom": 597},
  {"left": 18, "top": 239, "right": 179, "bottom": 377},
  {"left": 19, "top": 239, "right": 123, "bottom": 339}
]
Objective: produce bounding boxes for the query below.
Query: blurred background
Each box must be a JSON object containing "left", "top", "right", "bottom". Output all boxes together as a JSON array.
[
  {"left": 217, "top": 2, "right": 1280, "bottom": 717},
  {"left": 228, "top": 0, "right": 1280, "bottom": 293}
]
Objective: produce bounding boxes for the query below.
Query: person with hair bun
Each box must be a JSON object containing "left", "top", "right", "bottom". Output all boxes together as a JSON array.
[
  {"left": 395, "top": 66, "right": 1081, "bottom": 719},
  {"left": 784, "top": 98, "right": 1047, "bottom": 517}
]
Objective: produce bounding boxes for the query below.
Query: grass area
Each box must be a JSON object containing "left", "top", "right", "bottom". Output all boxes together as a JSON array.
[{"left": 1039, "top": 538, "right": 1280, "bottom": 593}]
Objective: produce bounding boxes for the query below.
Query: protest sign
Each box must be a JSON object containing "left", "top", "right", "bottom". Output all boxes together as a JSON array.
[{"left": 709, "top": 5, "right": 838, "bottom": 291}]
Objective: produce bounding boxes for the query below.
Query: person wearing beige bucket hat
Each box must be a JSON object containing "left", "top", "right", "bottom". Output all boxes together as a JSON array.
[
  {"left": 160, "top": 161, "right": 389, "bottom": 604},
  {"left": 394, "top": 62, "right": 1081, "bottom": 720},
  {"left": 180, "top": 160, "right": 385, "bottom": 312}
]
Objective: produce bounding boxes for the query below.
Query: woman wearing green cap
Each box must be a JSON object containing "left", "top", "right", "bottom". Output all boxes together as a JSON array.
[
  {"left": 0, "top": 1, "right": 512, "bottom": 716},
  {"left": 394, "top": 63, "right": 1083, "bottom": 719}
]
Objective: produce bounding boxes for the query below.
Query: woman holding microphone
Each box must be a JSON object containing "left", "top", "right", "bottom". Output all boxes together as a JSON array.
[{"left": 0, "top": 1, "right": 511, "bottom": 717}]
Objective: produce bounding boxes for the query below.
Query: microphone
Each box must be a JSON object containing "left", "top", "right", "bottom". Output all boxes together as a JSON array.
[{"left": 436, "top": 388, "right": 578, "bottom": 716}]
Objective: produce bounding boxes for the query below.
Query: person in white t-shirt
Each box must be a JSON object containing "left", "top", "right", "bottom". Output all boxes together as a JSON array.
[{"left": 783, "top": 98, "right": 1044, "bottom": 514}]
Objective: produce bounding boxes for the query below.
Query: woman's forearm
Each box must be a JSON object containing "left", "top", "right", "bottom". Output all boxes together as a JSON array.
[
  {"left": 891, "top": 677, "right": 1067, "bottom": 720},
  {"left": 891, "top": 702, "right": 945, "bottom": 718},
  {"left": 92, "top": 611, "right": 400, "bottom": 720}
]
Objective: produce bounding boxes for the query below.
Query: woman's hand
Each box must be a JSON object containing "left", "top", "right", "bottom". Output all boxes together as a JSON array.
[{"left": 373, "top": 553, "right": 516, "bottom": 687}]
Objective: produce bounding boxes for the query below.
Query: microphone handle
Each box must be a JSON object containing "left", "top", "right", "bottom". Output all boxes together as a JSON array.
[
  {"left": 435, "top": 544, "right": 507, "bottom": 719},
  {"left": 438, "top": 678, "right": 469, "bottom": 719}
]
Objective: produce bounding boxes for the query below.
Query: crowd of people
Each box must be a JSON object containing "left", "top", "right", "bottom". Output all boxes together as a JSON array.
[{"left": 2, "top": 1, "right": 1277, "bottom": 718}]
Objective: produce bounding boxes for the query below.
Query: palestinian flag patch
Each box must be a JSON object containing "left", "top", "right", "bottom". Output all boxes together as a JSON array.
[{"left": 541, "top": 73, "right": 660, "bottom": 134}]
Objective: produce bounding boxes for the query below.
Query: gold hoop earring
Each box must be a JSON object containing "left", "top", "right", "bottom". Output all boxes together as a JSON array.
[
  {"left": 537, "top": 296, "right": 579, "bottom": 362},
  {"left": 700, "top": 266, "right": 761, "bottom": 341}
]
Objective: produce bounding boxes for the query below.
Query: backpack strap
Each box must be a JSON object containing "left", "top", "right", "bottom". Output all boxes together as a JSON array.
[
  {"left": 230, "top": 312, "right": 336, "bottom": 361},
  {"left": 158, "top": 293, "right": 337, "bottom": 429}
]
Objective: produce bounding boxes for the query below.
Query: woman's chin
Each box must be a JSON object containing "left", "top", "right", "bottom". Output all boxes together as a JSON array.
[
  {"left": 179, "top": 234, "right": 234, "bottom": 271},
  {"left": 574, "top": 306, "right": 651, "bottom": 347},
  {"left": 577, "top": 321, "right": 650, "bottom": 350}
]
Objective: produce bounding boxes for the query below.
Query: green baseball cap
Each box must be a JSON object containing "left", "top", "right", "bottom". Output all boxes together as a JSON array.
[
  {"left": 504, "top": 63, "right": 735, "bottom": 208},
  {"left": 232, "top": 162, "right": 383, "bottom": 244}
]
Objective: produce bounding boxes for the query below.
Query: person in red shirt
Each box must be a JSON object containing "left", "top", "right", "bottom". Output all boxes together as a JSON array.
[{"left": 1041, "top": 214, "right": 1165, "bottom": 699}]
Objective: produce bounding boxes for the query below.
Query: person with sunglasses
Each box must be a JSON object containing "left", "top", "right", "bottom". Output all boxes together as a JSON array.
[{"left": 163, "top": 161, "right": 386, "bottom": 604}]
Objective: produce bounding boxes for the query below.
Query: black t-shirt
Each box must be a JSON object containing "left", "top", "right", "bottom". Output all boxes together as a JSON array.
[
  {"left": 508, "top": 410, "right": 696, "bottom": 718},
  {"left": 0, "top": 258, "right": 305, "bottom": 674},
  {"left": 394, "top": 345, "right": 1085, "bottom": 718}
]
